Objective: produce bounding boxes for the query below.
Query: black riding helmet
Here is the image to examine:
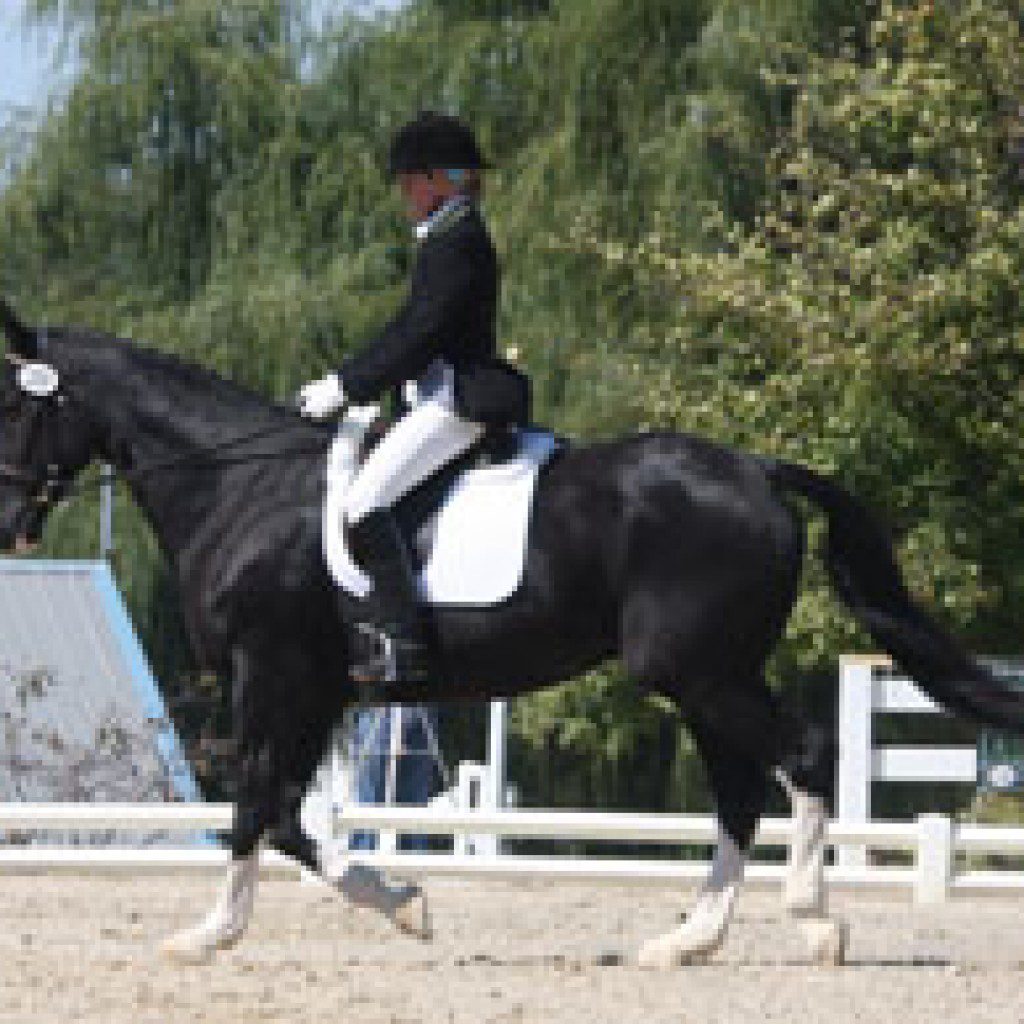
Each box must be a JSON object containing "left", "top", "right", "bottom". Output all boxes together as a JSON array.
[{"left": 387, "top": 110, "right": 492, "bottom": 175}]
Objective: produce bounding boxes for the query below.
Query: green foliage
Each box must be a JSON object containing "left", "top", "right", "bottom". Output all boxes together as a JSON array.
[
  {"left": 578, "top": 0, "right": 1024, "bottom": 689},
  {"left": 510, "top": 669, "right": 683, "bottom": 810}
]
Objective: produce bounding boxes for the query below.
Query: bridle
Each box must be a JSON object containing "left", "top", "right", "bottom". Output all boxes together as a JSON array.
[{"left": 0, "top": 335, "right": 71, "bottom": 512}]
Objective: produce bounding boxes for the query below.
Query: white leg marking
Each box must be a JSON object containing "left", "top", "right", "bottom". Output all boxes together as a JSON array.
[
  {"left": 778, "top": 769, "right": 847, "bottom": 966},
  {"left": 781, "top": 779, "right": 827, "bottom": 917},
  {"left": 638, "top": 825, "right": 745, "bottom": 968},
  {"left": 162, "top": 851, "right": 259, "bottom": 964}
]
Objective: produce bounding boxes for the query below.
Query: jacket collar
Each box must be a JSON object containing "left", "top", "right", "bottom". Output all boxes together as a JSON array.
[{"left": 414, "top": 194, "right": 472, "bottom": 242}]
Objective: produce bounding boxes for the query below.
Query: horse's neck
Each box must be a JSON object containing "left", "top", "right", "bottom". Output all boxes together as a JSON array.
[
  {"left": 77, "top": 343, "right": 314, "bottom": 561},
  {"left": 112, "top": 423, "right": 230, "bottom": 559}
]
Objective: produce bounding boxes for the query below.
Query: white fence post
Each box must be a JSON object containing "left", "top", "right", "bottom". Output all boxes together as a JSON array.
[
  {"left": 836, "top": 654, "right": 981, "bottom": 873},
  {"left": 915, "top": 813, "right": 954, "bottom": 904},
  {"left": 480, "top": 700, "right": 507, "bottom": 858},
  {"left": 454, "top": 761, "right": 489, "bottom": 856},
  {"left": 837, "top": 657, "right": 874, "bottom": 868}
]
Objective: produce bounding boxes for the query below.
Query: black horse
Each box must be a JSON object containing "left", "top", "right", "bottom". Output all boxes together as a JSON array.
[{"left": 0, "top": 299, "right": 1020, "bottom": 966}]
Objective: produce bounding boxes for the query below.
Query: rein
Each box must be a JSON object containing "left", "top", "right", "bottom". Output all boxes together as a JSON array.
[{"left": 0, "top": 424, "right": 331, "bottom": 505}]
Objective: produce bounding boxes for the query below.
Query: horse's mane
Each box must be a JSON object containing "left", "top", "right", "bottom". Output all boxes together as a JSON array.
[
  {"left": 127, "top": 343, "right": 292, "bottom": 417},
  {"left": 69, "top": 330, "right": 329, "bottom": 438},
  {"left": 0, "top": 298, "right": 34, "bottom": 350}
]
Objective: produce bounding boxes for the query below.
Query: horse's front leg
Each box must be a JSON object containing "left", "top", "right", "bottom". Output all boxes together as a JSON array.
[
  {"left": 161, "top": 845, "right": 261, "bottom": 965},
  {"left": 268, "top": 743, "right": 432, "bottom": 940},
  {"left": 163, "top": 646, "right": 274, "bottom": 964}
]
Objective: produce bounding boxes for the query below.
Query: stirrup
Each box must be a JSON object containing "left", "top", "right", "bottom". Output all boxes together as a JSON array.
[
  {"left": 351, "top": 623, "right": 398, "bottom": 688},
  {"left": 349, "top": 623, "right": 432, "bottom": 697}
]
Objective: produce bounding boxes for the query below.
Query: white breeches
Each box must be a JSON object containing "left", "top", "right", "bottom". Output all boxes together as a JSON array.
[{"left": 342, "top": 400, "right": 485, "bottom": 525}]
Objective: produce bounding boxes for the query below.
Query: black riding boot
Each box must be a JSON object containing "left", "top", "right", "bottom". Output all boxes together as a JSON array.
[{"left": 344, "top": 507, "right": 434, "bottom": 702}]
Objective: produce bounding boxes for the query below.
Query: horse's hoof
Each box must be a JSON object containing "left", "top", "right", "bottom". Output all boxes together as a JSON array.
[
  {"left": 637, "top": 928, "right": 715, "bottom": 969},
  {"left": 798, "top": 917, "right": 847, "bottom": 966},
  {"left": 782, "top": 882, "right": 825, "bottom": 918},
  {"left": 161, "top": 932, "right": 217, "bottom": 966},
  {"left": 161, "top": 926, "right": 239, "bottom": 965},
  {"left": 390, "top": 887, "right": 433, "bottom": 941}
]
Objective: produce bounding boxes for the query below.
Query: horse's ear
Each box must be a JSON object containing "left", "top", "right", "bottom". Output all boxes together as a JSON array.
[{"left": 0, "top": 299, "right": 38, "bottom": 359}]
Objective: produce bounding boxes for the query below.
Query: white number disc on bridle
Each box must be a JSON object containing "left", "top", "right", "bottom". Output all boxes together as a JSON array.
[{"left": 16, "top": 362, "right": 60, "bottom": 398}]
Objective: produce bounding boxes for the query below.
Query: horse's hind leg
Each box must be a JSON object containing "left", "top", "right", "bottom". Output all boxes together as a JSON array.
[
  {"left": 776, "top": 720, "right": 834, "bottom": 915},
  {"left": 638, "top": 711, "right": 771, "bottom": 968},
  {"left": 776, "top": 721, "right": 848, "bottom": 965}
]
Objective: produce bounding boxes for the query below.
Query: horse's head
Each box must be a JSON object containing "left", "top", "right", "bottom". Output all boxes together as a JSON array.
[{"left": 0, "top": 300, "right": 103, "bottom": 553}]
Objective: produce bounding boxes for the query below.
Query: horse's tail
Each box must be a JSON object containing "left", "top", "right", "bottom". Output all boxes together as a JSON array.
[
  {"left": 764, "top": 456, "right": 1024, "bottom": 734},
  {"left": 0, "top": 298, "right": 34, "bottom": 352}
]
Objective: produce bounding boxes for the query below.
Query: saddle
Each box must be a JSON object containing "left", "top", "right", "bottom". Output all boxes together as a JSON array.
[
  {"left": 324, "top": 419, "right": 563, "bottom": 607},
  {"left": 355, "top": 423, "right": 524, "bottom": 569}
]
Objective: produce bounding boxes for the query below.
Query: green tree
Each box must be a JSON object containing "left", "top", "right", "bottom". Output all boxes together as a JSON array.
[{"left": 586, "top": 0, "right": 1024, "bottom": 686}]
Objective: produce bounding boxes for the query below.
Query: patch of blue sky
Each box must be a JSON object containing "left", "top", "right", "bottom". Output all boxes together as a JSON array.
[
  {"left": 0, "top": 0, "right": 406, "bottom": 117},
  {"left": 0, "top": 4, "right": 66, "bottom": 117}
]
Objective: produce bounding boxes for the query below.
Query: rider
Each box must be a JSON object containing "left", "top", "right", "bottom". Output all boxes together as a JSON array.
[{"left": 297, "top": 110, "right": 529, "bottom": 698}]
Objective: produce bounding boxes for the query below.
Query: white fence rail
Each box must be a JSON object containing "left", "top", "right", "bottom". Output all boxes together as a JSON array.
[
  {"left": 837, "top": 654, "right": 979, "bottom": 868},
  {"left": 3, "top": 803, "right": 1024, "bottom": 902}
]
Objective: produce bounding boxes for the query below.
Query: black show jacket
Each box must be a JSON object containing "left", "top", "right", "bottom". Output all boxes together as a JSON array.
[{"left": 338, "top": 203, "right": 529, "bottom": 428}]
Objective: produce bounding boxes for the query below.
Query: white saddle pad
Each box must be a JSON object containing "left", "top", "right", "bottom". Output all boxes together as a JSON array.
[{"left": 324, "top": 425, "right": 560, "bottom": 606}]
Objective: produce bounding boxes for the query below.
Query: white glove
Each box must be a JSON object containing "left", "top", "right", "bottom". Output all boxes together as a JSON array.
[{"left": 297, "top": 373, "right": 347, "bottom": 419}]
